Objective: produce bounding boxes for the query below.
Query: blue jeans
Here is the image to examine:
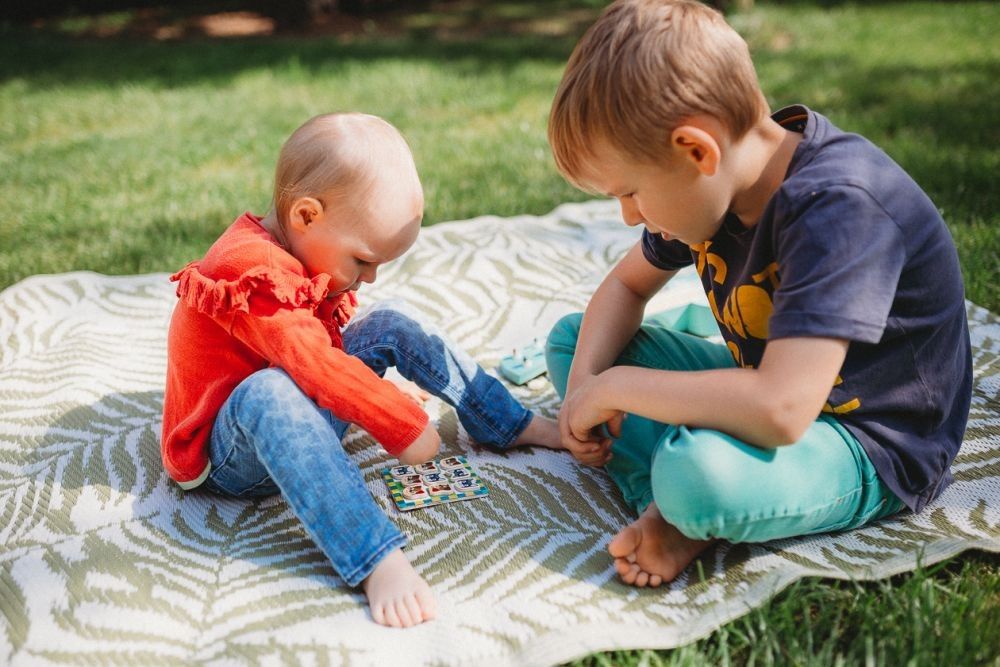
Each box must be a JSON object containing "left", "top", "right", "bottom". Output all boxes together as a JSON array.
[
  {"left": 204, "top": 301, "right": 532, "bottom": 586},
  {"left": 546, "top": 309, "right": 904, "bottom": 543}
]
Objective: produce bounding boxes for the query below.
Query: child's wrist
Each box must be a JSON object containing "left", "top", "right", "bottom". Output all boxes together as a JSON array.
[{"left": 595, "top": 367, "right": 627, "bottom": 412}]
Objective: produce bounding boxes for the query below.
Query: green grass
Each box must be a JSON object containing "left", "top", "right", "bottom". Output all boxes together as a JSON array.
[
  {"left": 569, "top": 554, "right": 1000, "bottom": 666},
  {"left": 1, "top": 2, "right": 997, "bottom": 309},
  {"left": 1, "top": 1, "right": 998, "bottom": 664}
]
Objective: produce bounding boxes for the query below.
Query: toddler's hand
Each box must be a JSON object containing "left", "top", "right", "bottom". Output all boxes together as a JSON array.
[{"left": 397, "top": 422, "right": 441, "bottom": 465}]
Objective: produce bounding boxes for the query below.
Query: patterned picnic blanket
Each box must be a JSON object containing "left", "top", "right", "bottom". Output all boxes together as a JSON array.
[{"left": 1, "top": 200, "right": 997, "bottom": 666}]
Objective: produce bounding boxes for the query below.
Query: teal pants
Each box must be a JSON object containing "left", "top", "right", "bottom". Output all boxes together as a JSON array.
[{"left": 545, "top": 309, "right": 903, "bottom": 542}]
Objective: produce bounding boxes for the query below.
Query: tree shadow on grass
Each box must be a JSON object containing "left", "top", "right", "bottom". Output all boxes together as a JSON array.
[
  {"left": 3, "top": 30, "right": 994, "bottom": 212},
  {"left": 0, "top": 27, "right": 581, "bottom": 86}
]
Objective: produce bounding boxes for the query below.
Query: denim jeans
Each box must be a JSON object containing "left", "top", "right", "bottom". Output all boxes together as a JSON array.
[
  {"left": 204, "top": 300, "right": 532, "bottom": 586},
  {"left": 546, "top": 309, "right": 904, "bottom": 543}
]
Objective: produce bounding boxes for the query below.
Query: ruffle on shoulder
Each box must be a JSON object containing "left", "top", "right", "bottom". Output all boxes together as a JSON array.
[
  {"left": 320, "top": 290, "right": 358, "bottom": 328},
  {"left": 170, "top": 262, "right": 333, "bottom": 318}
]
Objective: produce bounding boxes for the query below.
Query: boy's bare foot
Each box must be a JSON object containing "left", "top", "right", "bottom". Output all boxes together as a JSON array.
[
  {"left": 511, "top": 414, "right": 564, "bottom": 450},
  {"left": 607, "top": 502, "right": 713, "bottom": 587},
  {"left": 362, "top": 548, "right": 437, "bottom": 628}
]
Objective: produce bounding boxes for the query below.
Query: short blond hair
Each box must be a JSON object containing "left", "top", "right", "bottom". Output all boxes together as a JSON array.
[
  {"left": 272, "top": 112, "right": 415, "bottom": 230},
  {"left": 549, "top": 0, "right": 768, "bottom": 188}
]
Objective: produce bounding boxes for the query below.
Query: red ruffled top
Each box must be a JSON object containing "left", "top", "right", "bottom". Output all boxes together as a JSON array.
[{"left": 161, "top": 213, "right": 428, "bottom": 489}]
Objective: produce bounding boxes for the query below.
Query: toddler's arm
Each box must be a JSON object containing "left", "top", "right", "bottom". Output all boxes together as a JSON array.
[
  {"left": 228, "top": 304, "right": 429, "bottom": 457},
  {"left": 396, "top": 422, "right": 441, "bottom": 465}
]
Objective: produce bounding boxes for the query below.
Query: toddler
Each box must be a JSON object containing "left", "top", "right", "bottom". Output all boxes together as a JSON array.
[
  {"left": 162, "top": 113, "right": 561, "bottom": 626},
  {"left": 545, "top": 0, "right": 972, "bottom": 587}
]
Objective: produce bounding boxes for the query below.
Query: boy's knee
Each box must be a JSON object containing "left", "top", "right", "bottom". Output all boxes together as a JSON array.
[
  {"left": 651, "top": 428, "right": 764, "bottom": 541},
  {"left": 545, "top": 312, "right": 583, "bottom": 397},
  {"left": 546, "top": 312, "right": 583, "bottom": 354}
]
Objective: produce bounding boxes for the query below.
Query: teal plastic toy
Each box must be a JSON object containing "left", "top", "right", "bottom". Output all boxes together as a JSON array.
[{"left": 498, "top": 339, "right": 547, "bottom": 385}]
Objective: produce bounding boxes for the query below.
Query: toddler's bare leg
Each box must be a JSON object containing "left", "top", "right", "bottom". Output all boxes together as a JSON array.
[
  {"left": 510, "top": 413, "right": 564, "bottom": 450},
  {"left": 362, "top": 548, "right": 437, "bottom": 628},
  {"left": 607, "top": 502, "right": 713, "bottom": 587}
]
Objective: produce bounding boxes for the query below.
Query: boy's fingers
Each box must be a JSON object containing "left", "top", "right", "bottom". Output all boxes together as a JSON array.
[{"left": 607, "top": 413, "right": 624, "bottom": 438}]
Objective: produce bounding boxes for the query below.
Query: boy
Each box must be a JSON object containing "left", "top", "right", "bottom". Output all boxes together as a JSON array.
[{"left": 544, "top": 0, "right": 972, "bottom": 587}]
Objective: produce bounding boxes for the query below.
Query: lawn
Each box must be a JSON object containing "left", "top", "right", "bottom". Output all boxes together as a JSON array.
[{"left": 1, "top": 1, "right": 998, "bottom": 664}]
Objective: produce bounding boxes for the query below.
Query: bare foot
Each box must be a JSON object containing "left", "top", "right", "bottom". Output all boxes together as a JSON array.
[
  {"left": 607, "top": 503, "right": 714, "bottom": 587},
  {"left": 511, "top": 414, "right": 564, "bottom": 450},
  {"left": 362, "top": 548, "right": 437, "bottom": 628}
]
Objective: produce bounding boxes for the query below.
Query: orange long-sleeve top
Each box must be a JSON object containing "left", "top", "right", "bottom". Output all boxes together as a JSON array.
[{"left": 161, "top": 213, "right": 428, "bottom": 489}]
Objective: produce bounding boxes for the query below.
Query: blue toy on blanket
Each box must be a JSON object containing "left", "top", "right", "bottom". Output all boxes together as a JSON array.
[{"left": 498, "top": 339, "right": 547, "bottom": 385}]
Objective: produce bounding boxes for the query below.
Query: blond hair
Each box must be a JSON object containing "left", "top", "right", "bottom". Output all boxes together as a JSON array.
[
  {"left": 271, "top": 112, "right": 415, "bottom": 231},
  {"left": 549, "top": 0, "right": 768, "bottom": 188}
]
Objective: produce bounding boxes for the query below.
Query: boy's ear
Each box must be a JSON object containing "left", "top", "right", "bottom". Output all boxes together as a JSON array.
[
  {"left": 670, "top": 124, "right": 722, "bottom": 177},
  {"left": 287, "top": 197, "right": 324, "bottom": 232}
]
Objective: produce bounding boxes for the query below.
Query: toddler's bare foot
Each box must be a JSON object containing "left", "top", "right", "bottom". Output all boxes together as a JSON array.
[
  {"left": 362, "top": 548, "right": 437, "bottom": 628},
  {"left": 607, "top": 502, "right": 713, "bottom": 587},
  {"left": 511, "top": 414, "right": 564, "bottom": 450}
]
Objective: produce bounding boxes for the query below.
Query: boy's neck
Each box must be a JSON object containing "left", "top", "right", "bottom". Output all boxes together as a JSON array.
[{"left": 728, "top": 117, "right": 803, "bottom": 229}]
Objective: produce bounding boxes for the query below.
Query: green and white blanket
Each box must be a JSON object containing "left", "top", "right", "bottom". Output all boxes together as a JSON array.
[{"left": 1, "top": 200, "right": 997, "bottom": 665}]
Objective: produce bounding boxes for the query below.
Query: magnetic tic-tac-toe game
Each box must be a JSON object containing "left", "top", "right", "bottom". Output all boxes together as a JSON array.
[{"left": 382, "top": 455, "right": 489, "bottom": 511}]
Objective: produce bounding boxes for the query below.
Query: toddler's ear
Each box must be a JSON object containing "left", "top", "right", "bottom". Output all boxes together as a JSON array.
[
  {"left": 288, "top": 197, "right": 324, "bottom": 230},
  {"left": 671, "top": 124, "right": 721, "bottom": 177}
]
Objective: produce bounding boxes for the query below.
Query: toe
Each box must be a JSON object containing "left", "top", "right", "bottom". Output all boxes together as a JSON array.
[
  {"left": 614, "top": 557, "right": 632, "bottom": 577},
  {"left": 621, "top": 562, "right": 640, "bottom": 585},
  {"left": 384, "top": 604, "right": 402, "bottom": 628},
  {"left": 608, "top": 524, "right": 642, "bottom": 559},
  {"left": 649, "top": 574, "right": 663, "bottom": 587},
  {"left": 635, "top": 571, "right": 649, "bottom": 588},
  {"left": 403, "top": 593, "right": 423, "bottom": 626},
  {"left": 416, "top": 586, "right": 437, "bottom": 621},
  {"left": 395, "top": 600, "right": 414, "bottom": 628},
  {"left": 371, "top": 603, "right": 386, "bottom": 626}
]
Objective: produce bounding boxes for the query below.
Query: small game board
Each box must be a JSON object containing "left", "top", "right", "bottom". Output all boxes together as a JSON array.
[{"left": 382, "top": 455, "right": 489, "bottom": 511}]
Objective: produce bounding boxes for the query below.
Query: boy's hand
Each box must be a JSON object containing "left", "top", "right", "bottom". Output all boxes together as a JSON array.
[
  {"left": 397, "top": 422, "right": 441, "bottom": 465},
  {"left": 560, "top": 374, "right": 624, "bottom": 467}
]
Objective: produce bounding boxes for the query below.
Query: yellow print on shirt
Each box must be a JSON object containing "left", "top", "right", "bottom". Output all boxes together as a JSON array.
[
  {"left": 692, "top": 242, "right": 776, "bottom": 366},
  {"left": 690, "top": 242, "right": 861, "bottom": 413}
]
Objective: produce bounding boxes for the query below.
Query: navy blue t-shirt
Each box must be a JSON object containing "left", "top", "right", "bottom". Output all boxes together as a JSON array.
[{"left": 641, "top": 105, "right": 972, "bottom": 512}]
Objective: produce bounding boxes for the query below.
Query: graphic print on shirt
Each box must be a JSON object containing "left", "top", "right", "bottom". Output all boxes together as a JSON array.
[{"left": 690, "top": 241, "right": 860, "bottom": 415}]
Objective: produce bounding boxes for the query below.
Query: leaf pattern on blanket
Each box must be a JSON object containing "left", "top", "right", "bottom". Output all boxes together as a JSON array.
[{"left": 0, "top": 201, "right": 997, "bottom": 666}]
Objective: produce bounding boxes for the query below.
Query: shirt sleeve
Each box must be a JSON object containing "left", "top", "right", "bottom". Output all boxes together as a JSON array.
[
  {"left": 640, "top": 228, "right": 693, "bottom": 270},
  {"left": 769, "top": 184, "right": 907, "bottom": 344},
  {"left": 173, "top": 263, "right": 427, "bottom": 456}
]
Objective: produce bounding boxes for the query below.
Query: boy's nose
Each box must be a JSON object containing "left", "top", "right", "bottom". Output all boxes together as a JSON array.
[
  {"left": 620, "top": 198, "right": 644, "bottom": 227},
  {"left": 362, "top": 266, "right": 378, "bottom": 284}
]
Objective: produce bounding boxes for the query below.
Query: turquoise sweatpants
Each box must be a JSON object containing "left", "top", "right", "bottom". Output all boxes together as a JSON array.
[{"left": 545, "top": 308, "right": 903, "bottom": 543}]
